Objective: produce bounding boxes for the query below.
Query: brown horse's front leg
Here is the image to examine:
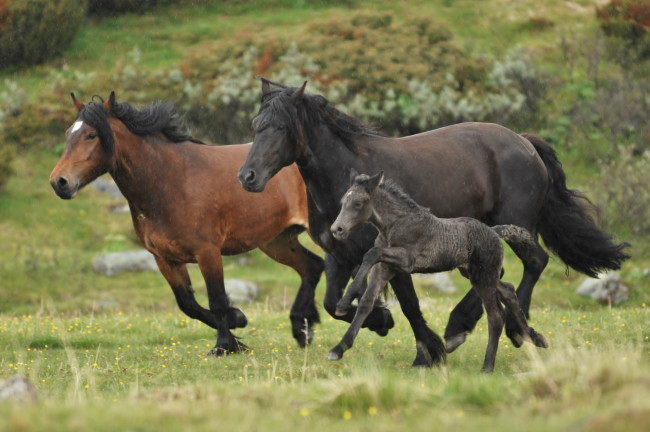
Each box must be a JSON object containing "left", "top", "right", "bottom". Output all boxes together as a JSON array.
[
  {"left": 196, "top": 250, "right": 248, "bottom": 356},
  {"left": 155, "top": 257, "right": 222, "bottom": 329}
]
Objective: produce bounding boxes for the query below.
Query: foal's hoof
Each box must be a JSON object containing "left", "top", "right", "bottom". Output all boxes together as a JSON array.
[
  {"left": 328, "top": 346, "right": 344, "bottom": 361},
  {"left": 335, "top": 306, "right": 349, "bottom": 317},
  {"left": 445, "top": 332, "right": 467, "bottom": 353},
  {"left": 528, "top": 328, "right": 549, "bottom": 349},
  {"left": 228, "top": 308, "right": 248, "bottom": 329}
]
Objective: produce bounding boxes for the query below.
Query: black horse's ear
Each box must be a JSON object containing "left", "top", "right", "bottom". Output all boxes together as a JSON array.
[
  {"left": 103, "top": 91, "right": 116, "bottom": 113},
  {"left": 349, "top": 167, "right": 360, "bottom": 185},
  {"left": 261, "top": 78, "right": 271, "bottom": 95},
  {"left": 71, "top": 93, "right": 84, "bottom": 112},
  {"left": 366, "top": 171, "right": 384, "bottom": 192},
  {"left": 292, "top": 81, "right": 307, "bottom": 102}
]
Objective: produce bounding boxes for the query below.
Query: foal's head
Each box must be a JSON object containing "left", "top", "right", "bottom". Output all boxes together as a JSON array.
[{"left": 331, "top": 170, "right": 384, "bottom": 241}]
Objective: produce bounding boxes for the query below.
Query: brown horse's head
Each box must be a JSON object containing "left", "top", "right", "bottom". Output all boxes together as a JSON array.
[{"left": 49, "top": 92, "right": 116, "bottom": 199}]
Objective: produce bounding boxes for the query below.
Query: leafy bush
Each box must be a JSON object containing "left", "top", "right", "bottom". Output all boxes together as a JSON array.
[
  {"left": 596, "top": 0, "right": 650, "bottom": 59},
  {"left": 0, "top": 0, "right": 87, "bottom": 70},
  {"left": 88, "top": 0, "right": 177, "bottom": 16},
  {"left": 0, "top": 81, "right": 25, "bottom": 191},
  {"left": 597, "top": 146, "right": 650, "bottom": 241}
]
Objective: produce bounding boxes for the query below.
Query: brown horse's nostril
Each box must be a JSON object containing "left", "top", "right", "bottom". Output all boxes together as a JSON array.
[{"left": 56, "top": 176, "right": 69, "bottom": 189}]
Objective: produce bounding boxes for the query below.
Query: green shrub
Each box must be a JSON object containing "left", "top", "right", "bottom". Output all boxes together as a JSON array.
[
  {"left": 0, "top": 0, "right": 87, "bottom": 70},
  {"left": 596, "top": 0, "right": 650, "bottom": 59},
  {"left": 88, "top": 0, "right": 177, "bottom": 16}
]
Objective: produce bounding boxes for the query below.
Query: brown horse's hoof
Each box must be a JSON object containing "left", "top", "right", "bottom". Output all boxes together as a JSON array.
[
  {"left": 228, "top": 308, "right": 248, "bottom": 329},
  {"left": 445, "top": 332, "right": 467, "bottom": 353}
]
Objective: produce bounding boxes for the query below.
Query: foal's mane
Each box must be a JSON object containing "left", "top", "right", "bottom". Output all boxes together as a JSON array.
[
  {"left": 255, "top": 86, "right": 383, "bottom": 151},
  {"left": 78, "top": 96, "right": 203, "bottom": 151},
  {"left": 374, "top": 177, "right": 422, "bottom": 211}
]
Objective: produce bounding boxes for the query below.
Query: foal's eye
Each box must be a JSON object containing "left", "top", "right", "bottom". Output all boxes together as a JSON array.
[{"left": 354, "top": 201, "right": 364, "bottom": 209}]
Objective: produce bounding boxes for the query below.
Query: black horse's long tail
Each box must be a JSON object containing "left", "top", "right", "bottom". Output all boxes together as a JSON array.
[{"left": 522, "top": 133, "right": 630, "bottom": 278}]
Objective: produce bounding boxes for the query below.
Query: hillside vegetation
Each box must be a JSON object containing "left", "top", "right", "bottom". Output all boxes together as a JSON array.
[{"left": 0, "top": 1, "right": 649, "bottom": 430}]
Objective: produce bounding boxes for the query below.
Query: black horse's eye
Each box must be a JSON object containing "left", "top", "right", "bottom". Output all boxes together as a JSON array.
[{"left": 276, "top": 124, "right": 285, "bottom": 131}]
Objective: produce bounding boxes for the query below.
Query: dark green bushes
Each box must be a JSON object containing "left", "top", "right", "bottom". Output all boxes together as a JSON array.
[
  {"left": 0, "top": 0, "right": 87, "bottom": 70},
  {"left": 596, "top": 0, "right": 650, "bottom": 59}
]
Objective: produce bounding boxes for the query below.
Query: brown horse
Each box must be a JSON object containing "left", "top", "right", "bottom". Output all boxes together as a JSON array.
[{"left": 49, "top": 92, "right": 324, "bottom": 355}]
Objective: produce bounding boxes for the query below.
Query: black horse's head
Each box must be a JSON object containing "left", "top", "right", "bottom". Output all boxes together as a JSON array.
[{"left": 238, "top": 78, "right": 308, "bottom": 192}]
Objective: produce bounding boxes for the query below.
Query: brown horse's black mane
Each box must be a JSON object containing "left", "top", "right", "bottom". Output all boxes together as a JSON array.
[
  {"left": 254, "top": 85, "right": 384, "bottom": 151},
  {"left": 77, "top": 96, "right": 204, "bottom": 152}
]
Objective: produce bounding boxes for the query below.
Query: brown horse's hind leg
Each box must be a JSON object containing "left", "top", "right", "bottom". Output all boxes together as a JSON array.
[{"left": 260, "top": 228, "right": 324, "bottom": 347}]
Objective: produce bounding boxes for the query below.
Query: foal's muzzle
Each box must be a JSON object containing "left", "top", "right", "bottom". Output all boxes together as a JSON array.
[{"left": 331, "top": 224, "right": 348, "bottom": 241}]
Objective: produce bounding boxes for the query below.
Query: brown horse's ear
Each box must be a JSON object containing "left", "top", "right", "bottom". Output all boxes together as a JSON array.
[
  {"left": 292, "top": 81, "right": 307, "bottom": 102},
  {"left": 103, "top": 91, "right": 116, "bottom": 113},
  {"left": 261, "top": 78, "right": 271, "bottom": 95},
  {"left": 71, "top": 93, "right": 84, "bottom": 112}
]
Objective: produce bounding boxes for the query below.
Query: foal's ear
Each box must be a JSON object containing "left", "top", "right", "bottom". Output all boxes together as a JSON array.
[
  {"left": 292, "top": 81, "right": 307, "bottom": 102},
  {"left": 70, "top": 93, "right": 84, "bottom": 112},
  {"left": 102, "top": 91, "right": 116, "bottom": 113},
  {"left": 366, "top": 171, "right": 384, "bottom": 191},
  {"left": 349, "top": 167, "right": 360, "bottom": 185}
]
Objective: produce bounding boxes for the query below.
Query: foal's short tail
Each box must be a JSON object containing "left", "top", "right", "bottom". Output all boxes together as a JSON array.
[
  {"left": 492, "top": 225, "right": 538, "bottom": 256},
  {"left": 522, "top": 133, "right": 630, "bottom": 278}
]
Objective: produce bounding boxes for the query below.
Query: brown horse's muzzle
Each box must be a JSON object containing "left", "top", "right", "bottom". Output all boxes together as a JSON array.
[{"left": 49, "top": 174, "right": 79, "bottom": 200}]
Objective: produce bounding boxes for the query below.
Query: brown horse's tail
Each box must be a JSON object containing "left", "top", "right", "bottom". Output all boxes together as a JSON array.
[{"left": 522, "top": 133, "right": 630, "bottom": 278}]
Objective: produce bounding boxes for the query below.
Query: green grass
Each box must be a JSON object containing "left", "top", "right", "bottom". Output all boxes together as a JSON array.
[{"left": 1, "top": 0, "right": 649, "bottom": 430}]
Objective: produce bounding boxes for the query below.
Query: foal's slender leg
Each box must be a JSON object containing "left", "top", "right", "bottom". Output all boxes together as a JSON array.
[
  {"left": 323, "top": 254, "right": 394, "bottom": 336},
  {"left": 196, "top": 249, "right": 247, "bottom": 355},
  {"left": 259, "top": 230, "right": 324, "bottom": 347},
  {"left": 496, "top": 281, "right": 548, "bottom": 349},
  {"left": 470, "top": 282, "right": 504, "bottom": 373},
  {"left": 328, "top": 263, "right": 393, "bottom": 361}
]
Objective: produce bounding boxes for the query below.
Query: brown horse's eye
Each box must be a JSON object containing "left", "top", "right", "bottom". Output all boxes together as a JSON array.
[{"left": 86, "top": 132, "right": 97, "bottom": 140}]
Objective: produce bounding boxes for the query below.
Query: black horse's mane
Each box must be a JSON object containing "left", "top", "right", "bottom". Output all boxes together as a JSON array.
[
  {"left": 255, "top": 86, "right": 384, "bottom": 151},
  {"left": 77, "top": 96, "right": 203, "bottom": 152}
]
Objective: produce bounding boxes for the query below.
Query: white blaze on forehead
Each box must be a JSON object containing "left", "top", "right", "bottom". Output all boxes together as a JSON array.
[{"left": 71, "top": 121, "right": 84, "bottom": 133}]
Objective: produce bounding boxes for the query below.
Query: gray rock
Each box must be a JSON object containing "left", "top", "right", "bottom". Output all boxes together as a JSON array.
[
  {"left": 0, "top": 375, "right": 37, "bottom": 403},
  {"left": 93, "top": 249, "right": 159, "bottom": 276},
  {"left": 225, "top": 279, "right": 260, "bottom": 305},
  {"left": 576, "top": 271, "right": 629, "bottom": 305},
  {"left": 413, "top": 272, "right": 457, "bottom": 293},
  {"left": 91, "top": 177, "right": 124, "bottom": 199}
]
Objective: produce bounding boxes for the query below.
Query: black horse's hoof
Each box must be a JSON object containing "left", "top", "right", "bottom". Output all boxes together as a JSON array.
[
  {"left": 367, "top": 308, "right": 394, "bottom": 337},
  {"left": 510, "top": 332, "right": 525, "bottom": 348},
  {"left": 209, "top": 338, "right": 247, "bottom": 356},
  {"left": 328, "top": 346, "right": 344, "bottom": 361},
  {"left": 445, "top": 332, "right": 467, "bottom": 353},
  {"left": 294, "top": 327, "right": 315, "bottom": 348},
  {"left": 228, "top": 308, "right": 248, "bottom": 329}
]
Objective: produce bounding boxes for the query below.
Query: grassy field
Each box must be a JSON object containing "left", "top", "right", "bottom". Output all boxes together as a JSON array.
[{"left": 1, "top": 0, "right": 649, "bottom": 430}]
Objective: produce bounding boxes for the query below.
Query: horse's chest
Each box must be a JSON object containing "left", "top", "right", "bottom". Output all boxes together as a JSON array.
[{"left": 133, "top": 217, "right": 194, "bottom": 263}]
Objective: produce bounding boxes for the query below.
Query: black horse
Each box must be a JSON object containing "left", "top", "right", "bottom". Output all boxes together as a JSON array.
[
  {"left": 328, "top": 171, "right": 548, "bottom": 372},
  {"left": 238, "top": 79, "right": 629, "bottom": 367}
]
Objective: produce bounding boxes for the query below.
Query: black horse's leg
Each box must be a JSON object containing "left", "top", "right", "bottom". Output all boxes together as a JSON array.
[
  {"left": 323, "top": 253, "right": 394, "bottom": 336},
  {"left": 444, "top": 288, "right": 484, "bottom": 353},
  {"left": 195, "top": 250, "right": 247, "bottom": 356},
  {"left": 329, "top": 263, "right": 393, "bottom": 361},
  {"left": 259, "top": 231, "right": 324, "bottom": 347},
  {"left": 390, "top": 272, "right": 446, "bottom": 367}
]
